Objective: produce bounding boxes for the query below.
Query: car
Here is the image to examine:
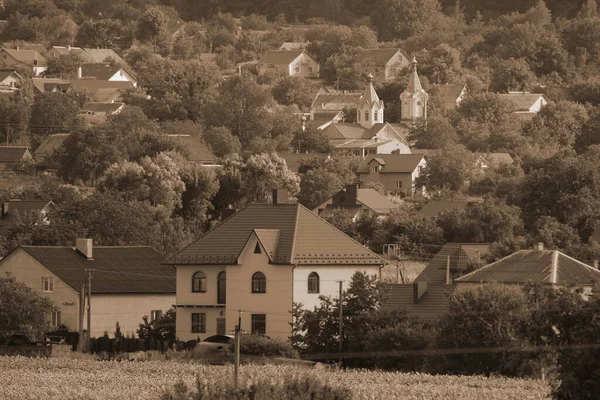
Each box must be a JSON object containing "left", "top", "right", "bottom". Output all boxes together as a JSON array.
[
  {"left": 191, "top": 335, "right": 234, "bottom": 363},
  {"left": 202, "top": 335, "right": 234, "bottom": 344}
]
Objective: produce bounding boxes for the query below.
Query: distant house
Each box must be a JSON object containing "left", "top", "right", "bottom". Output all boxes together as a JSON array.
[
  {"left": 32, "top": 78, "right": 134, "bottom": 99},
  {"left": 79, "top": 63, "right": 137, "bottom": 86},
  {"left": 456, "top": 243, "right": 600, "bottom": 298},
  {"left": 432, "top": 84, "right": 466, "bottom": 110},
  {"left": 313, "top": 184, "right": 400, "bottom": 220},
  {"left": 165, "top": 190, "right": 385, "bottom": 341},
  {"left": 0, "top": 69, "right": 23, "bottom": 92},
  {"left": 415, "top": 243, "right": 490, "bottom": 284},
  {"left": 277, "top": 152, "right": 331, "bottom": 174},
  {"left": 355, "top": 48, "right": 410, "bottom": 82},
  {"left": 0, "top": 239, "right": 174, "bottom": 337},
  {"left": 498, "top": 93, "right": 549, "bottom": 120},
  {"left": 48, "top": 46, "right": 126, "bottom": 66},
  {"left": 0, "top": 200, "right": 55, "bottom": 237},
  {"left": 278, "top": 42, "right": 308, "bottom": 51},
  {"left": 476, "top": 153, "right": 514, "bottom": 169},
  {"left": 356, "top": 154, "right": 427, "bottom": 196},
  {"left": 0, "top": 146, "right": 33, "bottom": 171},
  {"left": 257, "top": 50, "right": 319, "bottom": 78},
  {"left": 80, "top": 102, "right": 124, "bottom": 116},
  {"left": 0, "top": 48, "right": 46, "bottom": 75},
  {"left": 167, "top": 134, "right": 216, "bottom": 165},
  {"left": 309, "top": 92, "right": 362, "bottom": 128},
  {"left": 34, "top": 133, "right": 70, "bottom": 168},
  {"left": 419, "top": 198, "right": 483, "bottom": 218}
]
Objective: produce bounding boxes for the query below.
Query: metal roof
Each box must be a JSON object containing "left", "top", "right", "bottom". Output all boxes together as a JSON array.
[
  {"left": 0, "top": 146, "right": 30, "bottom": 164},
  {"left": 415, "top": 243, "right": 491, "bottom": 284},
  {"left": 356, "top": 154, "right": 425, "bottom": 174},
  {"left": 258, "top": 50, "right": 304, "bottom": 65},
  {"left": 381, "top": 283, "right": 457, "bottom": 322}
]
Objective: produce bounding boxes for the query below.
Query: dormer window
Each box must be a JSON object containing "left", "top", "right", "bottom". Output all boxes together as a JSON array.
[
  {"left": 373, "top": 110, "right": 378, "bottom": 122},
  {"left": 370, "top": 164, "right": 380, "bottom": 173}
]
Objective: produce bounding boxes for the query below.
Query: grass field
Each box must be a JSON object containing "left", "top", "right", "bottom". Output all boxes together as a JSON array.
[{"left": 0, "top": 356, "right": 551, "bottom": 400}]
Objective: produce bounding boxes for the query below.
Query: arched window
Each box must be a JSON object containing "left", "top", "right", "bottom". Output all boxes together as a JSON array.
[
  {"left": 308, "top": 272, "right": 320, "bottom": 294},
  {"left": 365, "top": 110, "right": 369, "bottom": 121},
  {"left": 252, "top": 272, "right": 266, "bottom": 293},
  {"left": 373, "top": 110, "right": 378, "bottom": 122},
  {"left": 192, "top": 271, "right": 206, "bottom": 293},
  {"left": 217, "top": 271, "right": 226, "bottom": 304}
]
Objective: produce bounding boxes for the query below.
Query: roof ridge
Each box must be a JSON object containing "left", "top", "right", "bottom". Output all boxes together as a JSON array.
[
  {"left": 289, "top": 203, "right": 301, "bottom": 264},
  {"left": 558, "top": 250, "right": 600, "bottom": 273},
  {"left": 456, "top": 250, "right": 527, "bottom": 282}
]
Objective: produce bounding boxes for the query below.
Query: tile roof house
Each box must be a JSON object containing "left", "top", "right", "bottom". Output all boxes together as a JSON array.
[
  {"left": 0, "top": 48, "right": 47, "bottom": 75},
  {"left": 79, "top": 63, "right": 137, "bottom": 86},
  {"left": 0, "top": 239, "right": 174, "bottom": 337},
  {"left": 257, "top": 50, "right": 319, "bottom": 78},
  {"left": 313, "top": 184, "right": 400, "bottom": 220},
  {"left": 418, "top": 198, "right": 483, "bottom": 218},
  {"left": 456, "top": 243, "right": 600, "bottom": 291},
  {"left": 34, "top": 133, "right": 70, "bottom": 170},
  {"left": 432, "top": 84, "right": 466, "bottom": 110},
  {"left": 0, "top": 69, "right": 23, "bottom": 92},
  {"left": 0, "top": 146, "right": 34, "bottom": 171},
  {"left": 415, "top": 243, "right": 491, "bottom": 284},
  {"left": 356, "top": 154, "right": 427, "bottom": 196},
  {"left": 476, "top": 153, "right": 515, "bottom": 169},
  {"left": 309, "top": 92, "right": 362, "bottom": 127},
  {"left": 48, "top": 46, "right": 126, "bottom": 66},
  {"left": 498, "top": 93, "right": 549, "bottom": 120},
  {"left": 167, "top": 134, "right": 216, "bottom": 165},
  {"left": 0, "top": 200, "right": 56, "bottom": 237},
  {"left": 32, "top": 78, "right": 134, "bottom": 98},
  {"left": 165, "top": 190, "right": 385, "bottom": 340},
  {"left": 355, "top": 48, "right": 410, "bottom": 82}
]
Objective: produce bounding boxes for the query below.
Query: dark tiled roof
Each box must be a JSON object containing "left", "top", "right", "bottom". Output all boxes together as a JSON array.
[
  {"left": 419, "top": 199, "right": 483, "bottom": 218},
  {"left": 81, "top": 63, "right": 130, "bottom": 81},
  {"left": 416, "top": 243, "right": 490, "bottom": 284},
  {"left": 259, "top": 50, "right": 304, "bottom": 66},
  {"left": 498, "top": 93, "right": 547, "bottom": 111},
  {"left": 456, "top": 249, "right": 600, "bottom": 285},
  {"left": 0, "top": 146, "right": 30, "bottom": 163},
  {"left": 0, "top": 201, "right": 55, "bottom": 236},
  {"left": 2, "top": 49, "right": 46, "bottom": 66},
  {"left": 381, "top": 283, "right": 456, "bottom": 322},
  {"left": 356, "top": 154, "right": 424, "bottom": 174},
  {"left": 432, "top": 84, "right": 465, "bottom": 104},
  {"left": 32, "top": 78, "right": 134, "bottom": 93},
  {"left": 166, "top": 203, "right": 384, "bottom": 266},
  {"left": 82, "top": 48, "right": 125, "bottom": 65},
  {"left": 355, "top": 189, "right": 398, "bottom": 213},
  {"left": 0, "top": 69, "right": 18, "bottom": 82},
  {"left": 356, "top": 49, "right": 406, "bottom": 66},
  {"left": 322, "top": 123, "right": 366, "bottom": 140},
  {"left": 167, "top": 134, "right": 215, "bottom": 163},
  {"left": 18, "top": 246, "right": 173, "bottom": 293}
]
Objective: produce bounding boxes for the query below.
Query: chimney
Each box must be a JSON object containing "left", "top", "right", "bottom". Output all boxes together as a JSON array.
[
  {"left": 272, "top": 189, "right": 289, "bottom": 205},
  {"left": 1, "top": 202, "right": 8, "bottom": 216},
  {"left": 76, "top": 238, "right": 93, "bottom": 260},
  {"left": 413, "top": 281, "right": 427, "bottom": 303},
  {"left": 77, "top": 65, "right": 82, "bottom": 79},
  {"left": 533, "top": 242, "right": 544, "bottom": 251}
]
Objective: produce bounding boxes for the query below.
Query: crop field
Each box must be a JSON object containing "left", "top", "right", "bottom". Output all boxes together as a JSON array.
[{"left": 0, "top": 356, "right": 551, "bottom": 400}]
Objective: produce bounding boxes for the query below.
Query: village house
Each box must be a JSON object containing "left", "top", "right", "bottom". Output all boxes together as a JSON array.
[
  {"left": 257, "top": 50, "right": 319, "bottom": 78},
  {"left": 34, "top": 134, "right": 70, "bottom": 172},
  {"left": 0, "top": 200, "right": 56, "bottom": 237},
  {"left": 309, "top": 92, "right": 362, "bottom": 129},
  {"left": 167, "top": 134, "right": 216, "bottom": 165},
  {"left": 355, "top": 48, "right": 410, "bottom": 82},
  {"left": 79, "top": 63, "right": 138, "bottom": 87},
  {"left": 0, "top": 146, "right": 34, "bottom": 171},
  {"left": 0, "top": 48, "right": 46, "bottom": 75},
  {"left": 432, "top": 83, "right": 466, "bottom": 110},
  {"left": 498, "top": 92, "right": 549, "bottom": 120},
  {"left": 476, "top": 152, "right": 515, "bottom": 169},
  {"left": 80, "top": 102, "right": 124, "bottom": 117},
  {"left": 279, "top": 42, "right": 308, "bottom": 51},
  {"left": 48, "top": 46, "right": 126, "bottom": 66},
  {"left": 356, "top": 154, "right": 427, "bottom": 196},
  {"left": 32, "top": 78, "right": 134, "bottom": 100},
  {"left": 0, "top": 239, "right": 175, "bottom": 337},
  {"left": 312, "top": 184, "right": 400, "bottom": 220},
  {"left": 165, "top": 190, "right": 385, "bottom": 341},
  {"left": 0, "top": 69, "right": 23, "bottom": 92}
]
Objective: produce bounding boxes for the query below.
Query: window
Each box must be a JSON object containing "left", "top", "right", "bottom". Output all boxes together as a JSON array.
[
  {"left": 309, "top": 66, "right": 314, "bottom": 73},
  {"left": 338, "top": 195, "right": 346, "bottom": 202},
  {"left": 252, "top": 272, "right": 266, "bottom": 293},
  {"left": 217, "top": 271, "right": 226, "bottom": 304},
  {"left": 373, "top": 110, "right": 378, "bottom": 122},
  {"left": 251, "top": 314, "right": 266, "bottom": 335},
  {"left": 191, "top": 313, "right": 206, "bottom": 333},
  {"left": 217, "top": 318, "right": 226, "bottom": 335},
  {"left": 391, "top": 68, "right": 397, "bottom": 75},
  {"left": 308, "top": 272, "right": 320, "bottom": 294},
  {"left": 370, "top": 164, "right": 379, "bottom": 173},
  {"left": 294, "top": 66, "right": 300, "bottom": 73},
  {"left": 151, "top": 310, "right": 162, "bottom": 322},
  {"left": 365, "top": 110, "right": 369, "bottom": 121},
  {"left": 51, "top": 311, "right": 61, "bottom": 327},
  {"left": 42, "top": 277, "right": 54, "bottom": 293},
  {"left": 396, "top": 181, "right": 403, "bottom": 189},
  {"left": 254, "top": 242, "right": 262, "bottom": 254},
  {"left": 192, "top": 271, "right": 206, "bottom": 293}
]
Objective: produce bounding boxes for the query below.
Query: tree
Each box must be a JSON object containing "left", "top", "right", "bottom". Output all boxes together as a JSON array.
[
  {"left": 75, "top": 19, "right": 126, "bottom": 48},
  {"left": 30, "top": 91, "right": 87, "bottom": 146},
  {"left": 297, "top": 156, "right": 356, "bottom": 209},
  {"left": 416, "top": 143, "right": 479, "bottom": 194},
  {"left": 178, "top": 162, "right": 220, "bottom": 232},
  {"left": 371, "top": 0, "right": 446, "bottom": 41},
  {"left": 0, "top": 274, "right": 56, "bottom": 341},
  {"left": 137, "top": 6, "right": 170, "bottom": 54},
  {"left": 202, "top": 126, "right": 242, "bottom": 158},
  {"left": 490, "top": 57, "right": 536, "bottom": 93},
  {"left": 410, "top": 115, "right": 460, "bottom": 149},
  {"left": 291, "top": 125, "right": 334, "bottom": 153},
  {"left": 531, "top": 216, "right": 583, "bottom": 255},
  {"left": 272, "top": 76, "right": 316, "bottom": 110},
  {"left": 43, "top": 53, "right": 84, "bottom": 79},
  {"left": 137, "top": 306, "right": 176, "bottom": 342}
]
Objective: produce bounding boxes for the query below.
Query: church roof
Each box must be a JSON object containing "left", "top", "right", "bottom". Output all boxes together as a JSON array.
[{"left": 405, "top": 60, "right": 424, "bottom": 94}]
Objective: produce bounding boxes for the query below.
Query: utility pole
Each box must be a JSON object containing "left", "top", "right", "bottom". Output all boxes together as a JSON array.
[
  {"left": 234, "top": 310, "right": 242, "bottom": 386},
  {"left": 338, "top": 280, "right": 343, "bottom": 364},
  {"left": 85, "top": 269, "right": 94, "bottom": 350},
  {"left": 77, "top": 283, "right": 85, "bottom": 352}
]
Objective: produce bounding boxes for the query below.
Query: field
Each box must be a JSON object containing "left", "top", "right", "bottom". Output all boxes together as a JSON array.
[{"left": 0, "top": 356, "right": 551, "bottom": 400}]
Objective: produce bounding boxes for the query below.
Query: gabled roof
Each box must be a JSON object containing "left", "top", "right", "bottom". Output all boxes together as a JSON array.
[
  {"left": 381, "top": 283, "right": 457, "bottom": 321},
  {"left": 419, "top": 198, "right": 483, "bottom": 218},
  {"left": 0, "top": 146, "right": 30, "bottom": 163},
  {"left": 14, "top": 246, "right": 173, "bottom": 293},
  {"left": 310, "top": 92, "right": 362, "bottom": 112},
  {"left": 81, "top": 63, "right": 134, "bottom": 81},
  {"left": 362, "top": 123, "right": 408, "bottom": 143},
  {"left": 498, "top": 93, "right": 547, "bottom": 112},
  {"left": 82, "top": 48, "right": 125, "bottom": 65},
  {"left": 478, "top": 153, "right": 514, "bottom": 167},
  {"left": 165, "top": 203, "right": 384, "bottom": 266},
  {"left": 34, "top": 133, "right": 70, "bottom": 159},
  {"left": 335, "top": 138, "right": 396, "bottom": 150},
  {"left": 456, "top": 249, "right": 600, "bottom": 285},
  {"left": 254, "top": 229, "right": 280, "bottom": 261},
  {"left": 50, "top": 46, "right": 93, "bottom": 62},
  {"left": 277, "top": 152, "right": 331, "bottom": 174},
  {"left": 81, "top": 102, "right": 123, "bottom": 114},
  {"left": 357, "top": 154, "right": 425, "bottom": 174},
  {"left": 0, "top": 201, "right": 55, "bottom": 236},
  {"left": 432, "top": 84, "right": 465, "bottom": 104},
  {"left": 355, "top": 188, "right": 398, "bottom": 213},
  {"left": 322, "top": 123, "right": 366, "bottom": 140},
  {"left": 415, "top": 243, "right": 491, "bottom": 284},
  {"left": 1, "top": 49, "right": 46, "bottom": 66},
  {"left": 258, "top": 50, "right": 304, "bottom": 66},
  {"left": 32, "top": 78, "right": 134, "bottom": 93},
  {"left": 356, "top": 48, "right": 407, "bottom": 66},
  {"left": 0, "top": 69, "right": 21, "bottom": 82},
  {"left": 167, "top": 134, "right": 215, "bottom": 163}
]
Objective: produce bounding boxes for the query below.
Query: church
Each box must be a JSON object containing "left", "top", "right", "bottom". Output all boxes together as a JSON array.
[{"left": 317, "top": 58, "right": 429, "bottom": 158}]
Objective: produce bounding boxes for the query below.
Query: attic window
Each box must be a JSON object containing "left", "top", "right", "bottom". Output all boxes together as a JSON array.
[
  {"left": 370, "top": 165, "right": 380, "bottom": 173},
  {"left": 254, "top": 243, "right": 262, "bottom": 254}
]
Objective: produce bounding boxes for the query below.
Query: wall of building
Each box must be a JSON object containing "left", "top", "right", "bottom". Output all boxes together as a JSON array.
[
  {"left": 289, "top": 54, "right": 319, "bottom": 78},
  {"left": 293, "top": 266, "right": 381, "bottom": 311},
  {"left": 358, "top": 171, "right": 414, "bottom": 196},
  {"left": 109, "top": 69, "right": 137, "bottom": 86},
  {"left": 384, "top": 52, "right": 410, "bottom": 81}
]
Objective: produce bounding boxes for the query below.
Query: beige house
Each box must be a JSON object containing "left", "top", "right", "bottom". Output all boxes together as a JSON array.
[
  {"left": 313, "top": 184, "right": 400, "bottom": 220},
  {"left": 356, "top": 154, "right": 426, "bottom": 196},
  {"left": 0, "top": 69, "right": 23, "bottom": 92},
  {"left": 257, "top": 50, "right": 319, "bottom": 78},
  {"left": 165, "top": 190, "right": 384, "bottom": 341},
  {"left": 432, "top": 84, "right": 466, "bottom": 110},
  {"left": 0, "top": 48, "right": 46, "bottom": 75},
  {"left": 498, "top": 93, "right": 548, "bottom": 120},
  {"left": 355, "top": 48, "right": 410, "bottom": 82},
  {"left": 0, "top": 200, "right": 55, "bottom": 237},
  {"left": 79, "top": 63, "right": 138, "bottom": 87},
  {"left": 0, "top": 240, "right": 174, "bottom": 337},
  {"left": 0, "top": 146, "right": 33, "bottom": 171}
]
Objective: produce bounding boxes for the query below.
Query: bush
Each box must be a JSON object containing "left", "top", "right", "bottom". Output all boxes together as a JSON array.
[
  {"left": 161, "top": 373, "right": 351, "bottom": 400},
  {"left": 238, "top": 335, "right": 299, "bottom": 359}
]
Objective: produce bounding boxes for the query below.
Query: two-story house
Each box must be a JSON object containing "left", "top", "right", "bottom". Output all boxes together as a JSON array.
[
  {"left": 0, "top": 239, "right": 174, "bottom": 337},
  {"left": 356, "top": 154, "right": 426, "bottom": 196},
  {"left": 165, "top": 190, "right": 385, "bottom": 341},
  {"left": 355, "top": 49, "right": 410, "bottom": 82},
  {"left": 257, "top": 50, "right": 319, "bottom": 78},
  {"left": 312, "top": 184, "right": 400, "bottom": 220}
]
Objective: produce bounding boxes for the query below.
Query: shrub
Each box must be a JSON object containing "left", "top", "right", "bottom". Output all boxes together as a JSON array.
[{"left": 238, "top": 335, "right": 299, "bottom": 359}]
